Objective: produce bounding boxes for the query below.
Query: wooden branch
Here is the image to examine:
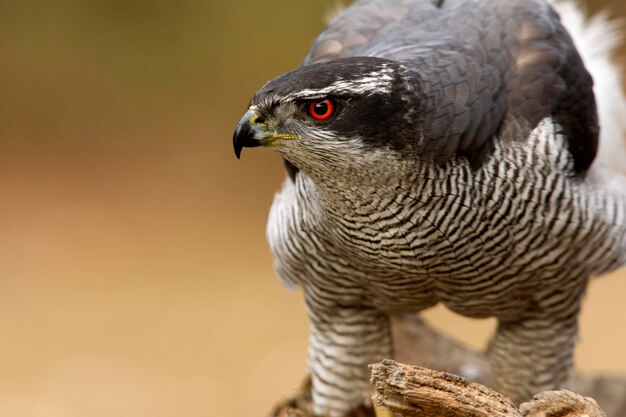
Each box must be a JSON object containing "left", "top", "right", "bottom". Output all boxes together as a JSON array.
[
  {"left": 391, "top": 315, "right": 493, "bottom": 387},
  {"left": 519, "top": 390, "right": 605, "bottom": 417},
  {"left": 391, "top": 314, "right": 626, "bottom": 416},
  {"left": 570, "top": 374, "right": 626, "bottom": 417},
  {"left": 371, "top": 360, "right": 606, "bottom": 417},
  {"left": 267, "top": 314, "right": 626, "bottom": 417},
  {"left": 370, "top": 359, "right": 518, "bottom": 417}
]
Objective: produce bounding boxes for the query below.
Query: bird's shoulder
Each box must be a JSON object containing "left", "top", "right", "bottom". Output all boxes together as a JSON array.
[{"left": 304, "top": 0, "right": 598, "bottom": 173}]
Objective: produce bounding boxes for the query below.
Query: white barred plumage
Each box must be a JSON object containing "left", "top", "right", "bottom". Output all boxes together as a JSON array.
[{"left": 266, "top": 118, "right": 626, "bottom": 414}]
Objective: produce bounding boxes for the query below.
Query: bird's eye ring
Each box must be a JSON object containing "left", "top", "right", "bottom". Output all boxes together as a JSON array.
[{"left": 308, "top": 99, "right": 335, "bottom": 120}]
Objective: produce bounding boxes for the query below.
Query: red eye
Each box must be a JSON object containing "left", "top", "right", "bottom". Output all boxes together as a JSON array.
[{"left": 308, "top": 99, "right": 335, "bottom": 120}]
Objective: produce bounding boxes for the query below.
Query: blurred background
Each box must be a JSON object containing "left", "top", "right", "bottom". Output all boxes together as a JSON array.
[{"left": 0, "top": 1, "right": 625, "bottom": 416}]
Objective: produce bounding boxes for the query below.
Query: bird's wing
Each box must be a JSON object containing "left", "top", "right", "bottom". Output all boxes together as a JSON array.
[{"left": 304, "top": 0, "right": 598, "bottom": 172}]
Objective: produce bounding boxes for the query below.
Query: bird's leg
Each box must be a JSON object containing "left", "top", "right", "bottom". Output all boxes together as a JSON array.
[
  {"left": 305, "top": 296, "right": 393, "bottom": 417},
  {"left": 489, "top": 287, "right": 584, "bottom": 405}
]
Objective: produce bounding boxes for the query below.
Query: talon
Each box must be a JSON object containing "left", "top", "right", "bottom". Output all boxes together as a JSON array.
[{"left": 374, "top": 406, "right": 394, "bottom": 417}]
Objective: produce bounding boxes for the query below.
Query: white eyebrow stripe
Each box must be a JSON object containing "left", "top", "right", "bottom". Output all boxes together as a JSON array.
[{"left": 283, "top": 66, "right": 395, "bottom": 100}]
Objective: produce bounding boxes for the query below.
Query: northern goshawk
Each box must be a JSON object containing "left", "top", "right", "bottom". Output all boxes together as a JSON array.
[{"left": 233, "top": 0, "right": 626, "bottom": 415}]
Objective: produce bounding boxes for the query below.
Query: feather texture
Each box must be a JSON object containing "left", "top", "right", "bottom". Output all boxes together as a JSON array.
[{"left": 235, "top": 1, "right": 626, "bottom": 416}]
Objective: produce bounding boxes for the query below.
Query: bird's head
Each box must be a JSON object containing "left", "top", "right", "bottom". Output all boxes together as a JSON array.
[{"left": 233, "top": 57, "right": 427, "bottom": 184}]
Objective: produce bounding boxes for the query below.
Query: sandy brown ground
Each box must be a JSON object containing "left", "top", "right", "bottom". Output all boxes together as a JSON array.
[{"left": 1, "top": 1, "right": 625, "bottom": 416}]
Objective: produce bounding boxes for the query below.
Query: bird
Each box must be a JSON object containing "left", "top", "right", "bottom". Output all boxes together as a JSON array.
[{"left": 232, "top": 0, "right": 626, "bottom": 416}]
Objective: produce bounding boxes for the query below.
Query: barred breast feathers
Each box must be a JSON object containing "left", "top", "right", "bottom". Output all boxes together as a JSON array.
[{"left": 268, "top": 116, "right": 626, "bottom": 300}]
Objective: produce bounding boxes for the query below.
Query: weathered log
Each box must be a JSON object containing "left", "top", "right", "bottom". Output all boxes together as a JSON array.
[
  {"left": 519, "top": 390, "right": 605, "bottom": 417},
  {"left": 370, "top": 359, "right": 518, "bottom": 417},
  {"left": 371, "top": 360, "right": 606, "bottom": 417},
  {"left": 391, "top": 315, "right": 626, "bottom": 416},
  {"left": 267, "top": 314, "right": 626, "bottom": 417},
  {"left": 391, "top": 315, "right": 493, "bottom": 387}
]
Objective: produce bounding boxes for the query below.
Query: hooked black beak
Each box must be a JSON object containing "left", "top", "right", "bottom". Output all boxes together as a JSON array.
[{"left": 233, "top": 111, "right": 266, "bottom": 159}]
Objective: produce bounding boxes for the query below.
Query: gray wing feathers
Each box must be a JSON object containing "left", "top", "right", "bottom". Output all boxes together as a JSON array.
[
  {"left": 305, "top": 0, "right": 440, "bottom": 64},
  {"left": 305, "top": 0, "right": 598, "bottom": 171}
]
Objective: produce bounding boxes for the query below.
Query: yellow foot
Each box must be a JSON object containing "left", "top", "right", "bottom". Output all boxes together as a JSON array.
[{"left": 374, "top": 406, "right": 394, "bottom": 417}]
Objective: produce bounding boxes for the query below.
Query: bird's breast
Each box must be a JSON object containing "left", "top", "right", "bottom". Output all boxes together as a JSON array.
[{"left": 267, "top": 122, "right": 625, "bottom": 317}]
